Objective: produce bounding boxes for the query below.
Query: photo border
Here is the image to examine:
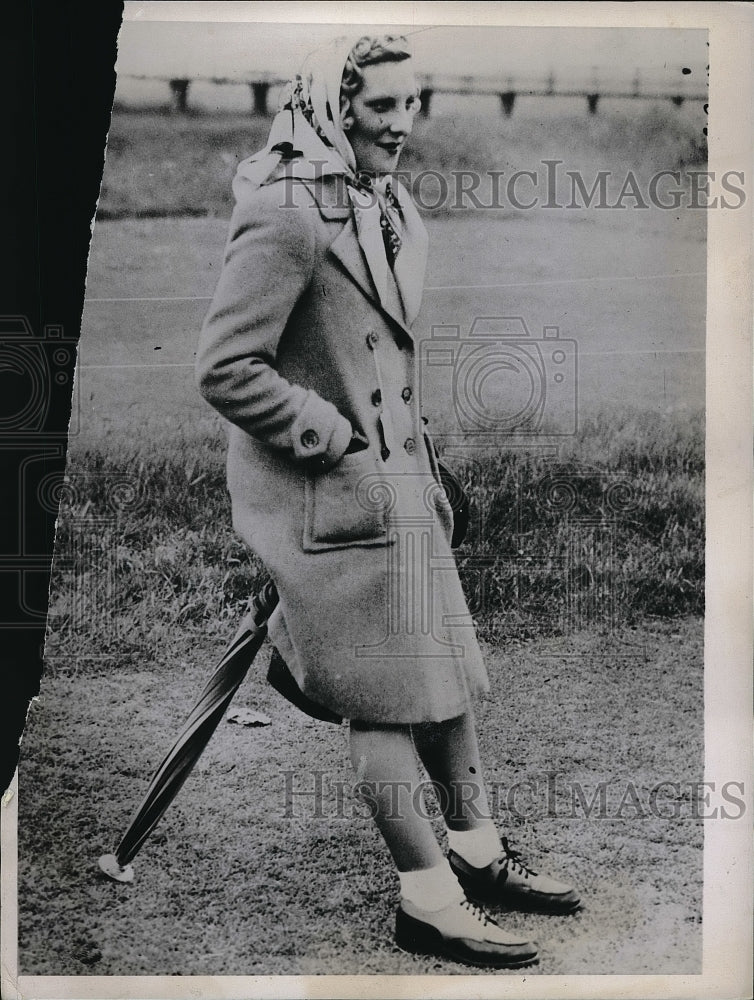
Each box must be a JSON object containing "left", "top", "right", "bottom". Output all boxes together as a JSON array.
[{"left": 3, "top": 2, "right": 751, "bottom": 998}]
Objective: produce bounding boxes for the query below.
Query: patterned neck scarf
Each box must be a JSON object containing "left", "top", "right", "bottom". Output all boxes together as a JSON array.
[{"left": 347, "top": 172, "right": 403, "bottom": 268}]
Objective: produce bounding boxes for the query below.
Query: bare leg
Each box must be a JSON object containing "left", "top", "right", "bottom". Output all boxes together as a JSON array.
[
  {"left": 349, "top": 719, "right": 444, "bottom": 872},
  {"left": 411, "top": 711, "right": 492, "bottom": 832},
  {"left": 349, "top": 719, "right": 541, "bottom": 965},
  {"left": 413, "top": 712, "right": 581, "bottom": 914}
]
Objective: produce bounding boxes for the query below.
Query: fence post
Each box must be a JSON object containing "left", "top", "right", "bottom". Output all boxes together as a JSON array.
[
  {"left": 168, "top": 78, "right": 190, "bottom": 113},
  {"left": 250, "top": 81, "right": 270, "bottom": 116},
  {"left": 419, "top": 86, "right": 433, "bottom": 117},
  {"left": 499, "top": 90, "right": 516, "bottom": 117}
]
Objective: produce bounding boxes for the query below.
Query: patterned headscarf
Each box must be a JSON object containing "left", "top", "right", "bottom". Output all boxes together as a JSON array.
[{"left": 293, "top": 36, "right": 359, "bottom": 172}]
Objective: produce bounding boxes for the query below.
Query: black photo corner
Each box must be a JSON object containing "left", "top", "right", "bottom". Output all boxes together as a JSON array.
[{"left": 1, "top": 3, "right": 124, "bottom": 794}]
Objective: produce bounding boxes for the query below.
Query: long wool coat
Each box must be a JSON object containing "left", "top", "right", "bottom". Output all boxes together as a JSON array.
[{"left": 196, "top": 161, "right": 489, "bottom": 723}]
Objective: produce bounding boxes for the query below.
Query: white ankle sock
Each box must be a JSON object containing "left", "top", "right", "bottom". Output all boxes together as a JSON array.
[
  {"left": 447, "top": 822, "right": 502, "bottom": 868},
  {"left": 398, "top": 860, "right": 465, "bottom": 911}
]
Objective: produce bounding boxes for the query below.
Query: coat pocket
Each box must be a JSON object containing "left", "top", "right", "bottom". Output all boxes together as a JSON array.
[{"left": 302, "top": 448, "right": 392, "bottom": 552}]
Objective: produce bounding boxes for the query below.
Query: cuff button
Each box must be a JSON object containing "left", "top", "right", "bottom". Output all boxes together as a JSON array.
[{"left": 301, "top": 429, "right": 319, "bottom": 449}]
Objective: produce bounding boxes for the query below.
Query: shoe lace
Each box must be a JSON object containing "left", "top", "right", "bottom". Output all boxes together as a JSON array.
[
  {"left": 500, "top": 837, "right": 538, "bottom": 880},
  {"left": 461, "top": 897, "right": 494, "bottom": 927}
]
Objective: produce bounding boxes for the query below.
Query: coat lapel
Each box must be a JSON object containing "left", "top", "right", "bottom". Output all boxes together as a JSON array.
[
  {"left": 328, "top": 213, "right": 417, "bottom": 340},
  {"left": 328, "top": 216, "right": 381, "bottom": 306},
  {"left": 392, "top": 184, "right": 429, "bottom": 327},
  {"left": 302, "top": 174, "right": 427, "bottom": 340},
  {"left": 350, "top": 189, "right": 389, "bottom": 308}
]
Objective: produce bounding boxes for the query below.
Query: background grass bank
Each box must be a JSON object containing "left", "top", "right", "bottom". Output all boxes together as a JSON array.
[
  {"left": 47, "top": 406, "right": 703, "bottom": 670},
  {"left": 99, "top": 103, "right": 706, "bottom": 219}
]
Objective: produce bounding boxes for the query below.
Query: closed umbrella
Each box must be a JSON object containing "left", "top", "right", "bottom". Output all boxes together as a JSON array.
[
  {"left": 97, "top": 459, "right": 468, "bottom": 883},
  {"left": 98, "top": 579, "right": 278, "bottom": 883}
]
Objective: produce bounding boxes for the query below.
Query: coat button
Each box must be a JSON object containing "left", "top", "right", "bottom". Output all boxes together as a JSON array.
[
  {"left": 366, "top": 331, "right": 379, "bottom": 349},
  {"left": 371, "top": 389, "right": 382, "bottom": 406},
  {"left": 300, "top": 429, "right": 319, "bottom": 449},
  {"left": 401, "top": 386, "right": 412, "bottom": 403},
  {"left": 404, "top": 437, "right": 416, "bottom": 455}
]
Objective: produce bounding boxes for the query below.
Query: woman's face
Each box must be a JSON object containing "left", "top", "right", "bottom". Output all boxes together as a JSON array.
[{"left": 346, "top": 59, "right": 420, "bottom": 174}]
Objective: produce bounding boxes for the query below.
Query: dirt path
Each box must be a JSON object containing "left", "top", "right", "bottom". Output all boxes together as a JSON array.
[{"left": 18, "top": 617, "right": 702, "bottom": 976}]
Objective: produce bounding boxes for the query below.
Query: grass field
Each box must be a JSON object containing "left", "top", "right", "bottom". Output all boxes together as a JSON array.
[
  {"left": 98, "top": 104, "right": 707, "bottom": 219},
  {"left": 17, "top": 106, "right": 706, "bottom": 976}
]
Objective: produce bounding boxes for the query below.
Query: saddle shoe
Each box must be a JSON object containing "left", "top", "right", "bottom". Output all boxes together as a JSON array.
[
  {"left": 395, "top": 896, "right": 539, "bottom": 969},
  {"left": 449, "top": 838, "right": 581, "bottom": 915}
]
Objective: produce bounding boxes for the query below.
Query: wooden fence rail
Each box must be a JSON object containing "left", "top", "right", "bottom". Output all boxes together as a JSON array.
[{"left": 120, "top": 73, "right": 707, "bottom": 118}]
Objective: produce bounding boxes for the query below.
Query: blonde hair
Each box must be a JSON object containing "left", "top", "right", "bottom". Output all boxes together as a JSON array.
[{"left": 339, "top": 35, "right": 415, "bottom": 120}]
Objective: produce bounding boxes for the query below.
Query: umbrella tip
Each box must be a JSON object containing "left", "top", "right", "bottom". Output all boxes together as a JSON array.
[{"left": 97, "top": 853, "right": 135, "bottom": 883}]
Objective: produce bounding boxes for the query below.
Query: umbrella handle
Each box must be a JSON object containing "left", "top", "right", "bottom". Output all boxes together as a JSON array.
[{"left": 252, "top": 578, "right": 279, "bottom": 626}]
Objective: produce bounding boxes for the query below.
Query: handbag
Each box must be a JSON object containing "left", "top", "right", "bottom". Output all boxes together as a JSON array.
[{"left": 437, "top": 459, "right": 470, "bottom": 549}]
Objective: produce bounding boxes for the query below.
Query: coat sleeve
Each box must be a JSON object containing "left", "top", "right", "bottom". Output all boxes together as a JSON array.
[{"left": 196, "top": 181, "right": 353, "bottom": 470}]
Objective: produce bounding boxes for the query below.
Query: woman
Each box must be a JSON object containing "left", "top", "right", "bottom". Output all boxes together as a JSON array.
[{"left": 197, "top": 33, "right": 578, "bottom": 969}]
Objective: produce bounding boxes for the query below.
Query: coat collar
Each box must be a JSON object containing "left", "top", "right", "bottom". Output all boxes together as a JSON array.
[
  {"left": 299, "top": 176, "right": 428, "bottom": 338},
  {"left": 389, "top": 182, "right": 429, "bottom": 328}
]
